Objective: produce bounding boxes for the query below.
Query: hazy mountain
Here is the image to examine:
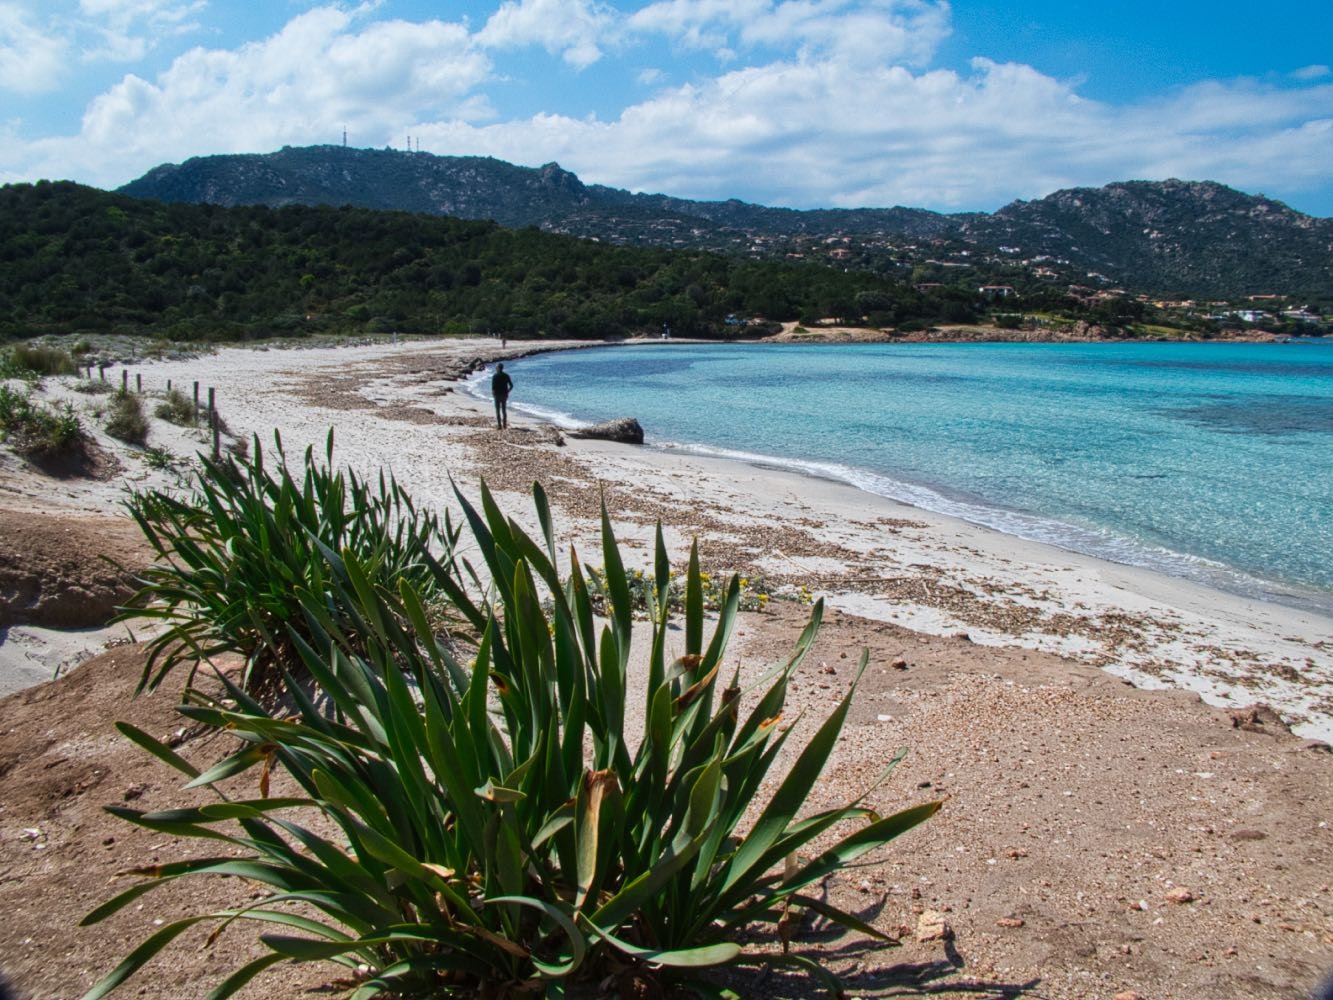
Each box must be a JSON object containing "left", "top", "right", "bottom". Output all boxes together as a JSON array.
[{"left": 118, "top": 146, "right": 1332, "bottom": 298}]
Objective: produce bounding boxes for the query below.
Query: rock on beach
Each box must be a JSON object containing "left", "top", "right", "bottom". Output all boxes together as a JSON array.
[{"left": 567, "top": 417, "right": 645, "bottom": 445}]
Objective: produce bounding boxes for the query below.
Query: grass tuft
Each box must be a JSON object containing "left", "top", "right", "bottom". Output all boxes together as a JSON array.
[
  {"left": 0, "top": 385, "right": 84, "bottom": 458},
  {"left": 1, "top": 342, "right": 77, "bottom": 378},
  {"left": 152, "top": 387, "right": 196, "bottom": 426},
  {"left": 104, "top": 390, "right": 149, "bottom": 445}
]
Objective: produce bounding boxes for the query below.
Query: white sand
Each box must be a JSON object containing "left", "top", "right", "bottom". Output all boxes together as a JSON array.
[{"left": 9, "top": 336, "right": 1332, "bottom": 740}]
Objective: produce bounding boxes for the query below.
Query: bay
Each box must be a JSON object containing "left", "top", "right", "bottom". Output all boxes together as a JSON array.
[{"left": 474, "top": 340, "right": 1333, "bottom": 613}]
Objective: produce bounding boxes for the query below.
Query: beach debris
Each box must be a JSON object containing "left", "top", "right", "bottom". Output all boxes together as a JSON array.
[
  {"left": 1165, "top": 887, "right": 1195, "bottom": 905},
  {"left": 568, "top": 416, "right": 644, "bottom": 445},
  {"left": 891, "top": 658, "right": 909, "bottom": 670},
  {"left": 915, "top": 910, "right": 952, "bottom": 942},
  {"left": 996, "top": 916, "right": 1025, "bottom": 929},
  {"left": 1113, "top": 991, "right": 1146, "bottom": 1000},
  {"left": 1228, "top": 703, "right": 1287, "bottom": 732}
]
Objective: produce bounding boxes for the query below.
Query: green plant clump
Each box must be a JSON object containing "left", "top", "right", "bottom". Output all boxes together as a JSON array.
[
  {"left": 0, "top": 342, "right": 77, "bottom": 378},
  {"left": 120, "top": 431, "right": 464, "bottom": 696},
  {"left": 89, "top": 444, "right": 941, "bottom": 999},
  {"left": 104, "top": 389, "right": 149, "bottom": 445},
  {"left": 0, "top": 384, "right": 83, "bottom": 457},
  {"left": 152, "top": 387, "right": 197, "bottom": 426}
]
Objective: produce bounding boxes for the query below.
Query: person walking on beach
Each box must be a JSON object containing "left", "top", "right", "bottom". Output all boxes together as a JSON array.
[{"left": 491, "top": 362, "right": 513, "bottom": 429}]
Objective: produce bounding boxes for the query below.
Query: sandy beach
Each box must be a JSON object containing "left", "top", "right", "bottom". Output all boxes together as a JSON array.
[
  {"left": 12, "top": 335, "right": 1330, "bottom": 740},
  {"left": 2, "top": 335, "right": 1331, "bottom": 999}
]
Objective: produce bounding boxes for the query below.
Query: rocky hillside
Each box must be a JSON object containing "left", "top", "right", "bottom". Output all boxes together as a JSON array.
[
  {"left": 118, "top": 146, "right": 1333, "bottom": 298},
  {"left": 965, "top": 180, "right": 1332, "bottom": 298}
]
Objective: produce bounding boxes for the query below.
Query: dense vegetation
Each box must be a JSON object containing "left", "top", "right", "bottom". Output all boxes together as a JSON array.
[
  {"left": 3, "top": 179, "right": 1324, "bottom": 345},
  {"left": 92, "top": 443, "right": 941, "bottom": 997},
  {"left": 2, "top": 180, "right": 999, "bottom": 342}
]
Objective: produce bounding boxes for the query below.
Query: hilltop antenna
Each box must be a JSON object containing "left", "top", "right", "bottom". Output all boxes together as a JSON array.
[{"left": 342, "top": 127, "right": 347, "bottom": 147}]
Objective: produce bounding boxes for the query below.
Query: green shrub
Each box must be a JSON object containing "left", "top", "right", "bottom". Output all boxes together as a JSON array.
[
  {"left": 104, "top": 389, "right": 148, "bottom": 445},
  {"left": 1, "top": 342, "right": 77, "bottom": 377},
  {"left": 140, "top": 446, "right": 179, "bottom": 470},
  {"left": 89, "top": 455, "right": 942, "bottom": 998},
  {"left": 0, "top": 384, "right": 83, "bottom": 457},
  {"left": 119, "top": 431, "right": 464, "bottom": 697},
  {"left": 152, "top": 387, "right": 197, "bottom": 426}
]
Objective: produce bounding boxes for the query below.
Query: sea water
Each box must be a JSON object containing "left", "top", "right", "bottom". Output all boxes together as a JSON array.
[{"left": 472, "top": 341, "right": 1333, "bottom": 614}]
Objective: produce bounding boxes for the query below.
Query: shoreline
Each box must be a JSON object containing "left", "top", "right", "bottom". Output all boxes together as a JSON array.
[
  {"left": 5, "top": 334, "right": 1332, "bottom": 740},
  {"left": 472, "top": 367, "right": 1333, "bottom": 624}
]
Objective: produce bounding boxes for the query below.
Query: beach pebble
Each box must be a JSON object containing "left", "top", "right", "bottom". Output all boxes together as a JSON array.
[
  {"left": 1113, "top": 992, "right": 1146, "bottom": 1000},
  {"left": 1165, "top": 888, "right": 1195, "bottom": 905},
  {"left": 915, "top": 910, "right": 952, "bottom": 942},
  {"left": 996, "top": 916, "right": 1025, "bottom": 928},
  {"left": 891, "top": 658, "right": 908, "bottom": 670}
]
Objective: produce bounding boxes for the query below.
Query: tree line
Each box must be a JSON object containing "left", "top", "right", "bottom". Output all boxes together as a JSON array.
[{"left": 0, "top": 180, "right": 1171, "bottom": 343}]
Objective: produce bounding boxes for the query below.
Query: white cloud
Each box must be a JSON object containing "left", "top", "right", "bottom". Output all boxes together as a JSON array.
[
  {"left": 76, "top": 0, "right": 205, "bottom": 62},
  {"left": 0, "top": 0, "right": 205, "bottom": 94},
  {"left": 0, "top": 3, "right": 68, "bottom": 93},
  {"left": 1292, "top": 64, "right": 1330, "bottom": 81},
  {"left": 419, "top": 54, "right": 1333, "bottom": 214},
  {"left": 478, "top": 0, "right": 619, "bottom": 69},
  {"left": 628, "top": 0, "right": 950, "bottom": 67},
  {"left": 14, "top": 5, "right": 493, "bottom": 185}
]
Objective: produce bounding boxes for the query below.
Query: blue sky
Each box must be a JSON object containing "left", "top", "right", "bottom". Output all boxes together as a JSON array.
[{"left": 2, "top": 0, "right": 1331, "bottom": 215}]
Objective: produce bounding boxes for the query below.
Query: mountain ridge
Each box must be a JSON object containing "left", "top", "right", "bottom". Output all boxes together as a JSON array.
[{"left": 117, "top": 146, "right": 1333, "bottom": 299}]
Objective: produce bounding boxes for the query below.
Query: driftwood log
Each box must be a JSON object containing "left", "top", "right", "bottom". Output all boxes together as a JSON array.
[{"left": 568, "top": 417, "right": 644, "bottom": 445}]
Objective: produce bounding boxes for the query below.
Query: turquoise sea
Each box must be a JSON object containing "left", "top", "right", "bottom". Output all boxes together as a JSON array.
[{"left": 472, "top": 341, "right": 1333, "bottom": 614}]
